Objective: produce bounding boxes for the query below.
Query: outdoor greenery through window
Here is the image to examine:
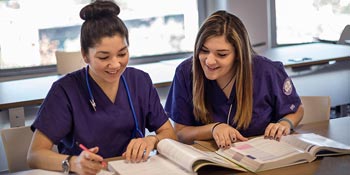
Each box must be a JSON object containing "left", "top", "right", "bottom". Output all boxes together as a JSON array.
[
  {"left": 0, "top": 0, "right": 198, "bottom": 70},
  {"left": 273, "top": 0, "right": 350, "bottom": 46}
]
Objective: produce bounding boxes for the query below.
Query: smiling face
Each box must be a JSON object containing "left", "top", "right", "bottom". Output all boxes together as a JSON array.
[
  {"left": 83, "top": 34, "right": 129, "bottom": 86},
  {"left": 198, "top": 35, "right": 236, "bottom": 87}
]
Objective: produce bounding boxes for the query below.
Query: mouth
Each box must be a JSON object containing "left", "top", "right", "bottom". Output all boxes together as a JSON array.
[
  {"left": 206, "top": 65, "right": 219, "bottom": 71},
  {"left": 106, "top": 70, "right": 118, "bottom": 74}
]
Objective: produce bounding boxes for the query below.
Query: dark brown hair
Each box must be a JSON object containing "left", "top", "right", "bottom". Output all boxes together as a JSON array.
[{"left": 80, "top": 0, "right": 129, "bottom": 55}]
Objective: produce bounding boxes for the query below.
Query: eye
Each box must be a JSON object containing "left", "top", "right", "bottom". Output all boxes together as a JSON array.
[
  {"left": 200, "top": 48, "right": 209, "bottom": 53},
  {"left": 117, "top": 53, "right": 127, "bottom": 57},
  {"left": 97, "top": 56, "right": 109, "bottom": 60},
  {"left": 217, "top": 53, "right": 228, "bottom": 57}
]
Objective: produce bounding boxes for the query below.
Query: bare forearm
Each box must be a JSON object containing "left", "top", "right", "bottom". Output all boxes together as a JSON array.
[
  {"left": 175, "top": 123, "right": 217, "bottom": 144},
  {"left": 155, "top": 120, "right": 177, "bottom": 142},
  {"left": 28, "top": 149, "right": 68, "bottom": 171}
]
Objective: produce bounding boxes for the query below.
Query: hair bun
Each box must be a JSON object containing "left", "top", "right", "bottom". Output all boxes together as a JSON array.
[{"left": 80, "top": 0, "right": 120, "bottom": 20}]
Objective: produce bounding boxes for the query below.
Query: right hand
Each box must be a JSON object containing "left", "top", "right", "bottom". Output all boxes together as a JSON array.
[
  {"left": 71, "top": 147, "right": 105, "bottom": 175},
  {"left": 212, "top": 123, "right": 248, "bottom": 149}
]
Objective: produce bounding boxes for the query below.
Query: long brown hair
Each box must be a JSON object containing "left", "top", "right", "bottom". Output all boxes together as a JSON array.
[{"left": 192, "top": 10, "right": 254, "bottom": 129}]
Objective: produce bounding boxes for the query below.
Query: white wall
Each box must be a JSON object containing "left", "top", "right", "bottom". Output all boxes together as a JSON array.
[{"left": 204, "top": 0, "right": 270, "bottom": 53}]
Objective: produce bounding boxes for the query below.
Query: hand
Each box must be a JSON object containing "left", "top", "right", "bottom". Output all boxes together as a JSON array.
[
  {"left": 72, "top": 147, "right": 104, "bottom": 175},
  {"left": 212, "top": 123, "right": 248, "bottom": 149},
  {"left": 264, "top": 122, "right": 291, "bottom": 141},
  {"left": 122, "top": 136, "right": 156, "bottom": 162}
]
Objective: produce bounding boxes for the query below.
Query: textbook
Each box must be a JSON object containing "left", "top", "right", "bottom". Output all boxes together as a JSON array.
[
  {"left": 107, "top": 139, "right": 246, "bottom": 175},
  {"left": 216, "top": 133, "right": 350, "bottom": 172}
]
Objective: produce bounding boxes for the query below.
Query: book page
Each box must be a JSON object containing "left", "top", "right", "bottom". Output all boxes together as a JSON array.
[
  {"left": 157, "top": 138, "right": 227, "bottom": 172},
  {"left": 233, "top": 137, "right": 303, "bottom": 162},
  {"left": 280, "top": 134, "right": 314, "bottom": 152},
  {"left": 291, "top": 133, "right": 350, "bottom": 156},
  {"left": 107, "top": 154, "right": 196, "bottom": 175},
  {"left": 218, "top": 136, "right": 307, "bottom": 172}
]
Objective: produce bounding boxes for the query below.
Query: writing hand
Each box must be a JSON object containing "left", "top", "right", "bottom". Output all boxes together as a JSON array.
[{"left": 72, "top": 146, "right": 105, "bottom": 175}]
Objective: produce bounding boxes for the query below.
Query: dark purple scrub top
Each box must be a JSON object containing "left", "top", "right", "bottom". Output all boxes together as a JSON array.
[
  {"left": 32, "top": 67, "right": 168, "bottom": 158},
  {"left": 165, "top": 55, "right": 301, "bottom": 137}
]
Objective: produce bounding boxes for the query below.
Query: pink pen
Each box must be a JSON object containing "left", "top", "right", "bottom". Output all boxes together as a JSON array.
[{"left": 76, "top": 142, "right": 107, "bottom": 167}]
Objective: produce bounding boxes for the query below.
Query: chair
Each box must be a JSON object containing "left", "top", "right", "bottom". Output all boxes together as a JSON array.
[
  {"left": 55, "top": 51, "right": 86, "bottom": 75},
  {"left": 299, "top": 96, "right": 331, "bottom": 124},
  {"left": 337, "top": 25, "right": 350, "bottom": 45},
  {"left": 1, "top": 126, "right": 33, "bottom": 172},
  {"left": 1, "top": 126, "right": 59, "bottom": 173}
]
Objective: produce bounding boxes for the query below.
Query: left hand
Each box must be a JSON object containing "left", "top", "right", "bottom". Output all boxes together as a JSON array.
[
  {"left": 264, "top": 122, "right": 291, "bottom": 141},
  {"left": 122, "top": 136, "right": 156, "bottom": 163}
]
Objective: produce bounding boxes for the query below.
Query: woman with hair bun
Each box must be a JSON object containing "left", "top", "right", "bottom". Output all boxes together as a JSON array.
[{"left": 28, "top": 1, "right": 176, "bottom": 174}]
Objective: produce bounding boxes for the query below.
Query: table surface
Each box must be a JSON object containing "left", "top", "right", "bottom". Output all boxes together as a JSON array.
[
  {"left": 0, "top": 75, "right": 61, "bottom": 110},
  {"left": 1, "top": 42, "right": 350, "bottom": 111},
  {"left": 260, "top": 42, "right": 350, "bottom": 68},
  {"left": 196, "top": 116, "right": 350, "bottom": 175},
  {"left": 10, "top": 117, "right": 350, "bottom": 175}
]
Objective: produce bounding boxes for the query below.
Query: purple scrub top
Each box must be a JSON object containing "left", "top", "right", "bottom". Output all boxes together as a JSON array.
[
  {"left": 165, "top": 55, "right": 301, "bottom": 137},
  {"left": 32, "top": 67, "right": 168, "bottom": 158}
]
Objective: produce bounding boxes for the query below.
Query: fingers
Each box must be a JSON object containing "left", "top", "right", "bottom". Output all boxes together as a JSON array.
[
  {"left": 123, "top": 138, "right": 153, "bottom": 163},
  {"left": 235, "top": 131, "right": 248, "bottom": 141},
  {"left": 264, "top": 123, "right": 289, "bottom": 141},
  {"left": 212, "top": 123, "right": 245, "bottom": 149},
  {"left": 76, "top": 150, "right": 104, "bottom": 175},
  {"left": 83, "top": 147, "right": 103, "bottom": 162}
]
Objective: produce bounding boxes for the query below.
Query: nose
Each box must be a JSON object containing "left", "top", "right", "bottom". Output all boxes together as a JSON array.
[
  {"left": 108, "top": 56, "right": 121, "bottom": 69},
  {"left": 205, "top": 53, "right": 216, "bottom": 66}
]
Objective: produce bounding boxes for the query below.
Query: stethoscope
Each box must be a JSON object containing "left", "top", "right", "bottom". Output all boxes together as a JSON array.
[{"left": 85, "top": 65, "right": 144, "bottom": 138}]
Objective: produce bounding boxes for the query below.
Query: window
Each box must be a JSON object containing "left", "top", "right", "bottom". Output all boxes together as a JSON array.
[
  {"left": 271, "top": 0, "right": 350, "bottom": 47},
  {"left": 0, "top": 0, "right": 198, "bottom": 75}
]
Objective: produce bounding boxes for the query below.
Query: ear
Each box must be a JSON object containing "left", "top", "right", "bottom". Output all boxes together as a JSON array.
[{"left": 81, "top": 50, "right": 89, "bottom": 63}]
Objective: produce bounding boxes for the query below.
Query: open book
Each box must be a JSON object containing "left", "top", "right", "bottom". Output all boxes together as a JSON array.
[
  {"left": 216, "top": 133, "right": 350, "bottom": 172},
  {"left": 107, "top": 138, "right": 245, "bottom": 175}
]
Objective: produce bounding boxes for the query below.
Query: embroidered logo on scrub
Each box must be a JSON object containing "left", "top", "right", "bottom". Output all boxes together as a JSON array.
[{"left": 283, "top": 78, "right": 293, "bottom": 95}]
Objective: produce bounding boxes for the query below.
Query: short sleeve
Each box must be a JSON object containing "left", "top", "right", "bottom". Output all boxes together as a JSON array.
[
  {"left": 270, "top": 63, "right": 301, "bottom": 121},
  {"left": 142, "top": 72, "right": 169, "bottom": 132},
  {"left": 31, "top": 81, "right": 73, "bottom": 144},
  {"left": 165, "top": 59, "right": 198, "bottom": 125}
]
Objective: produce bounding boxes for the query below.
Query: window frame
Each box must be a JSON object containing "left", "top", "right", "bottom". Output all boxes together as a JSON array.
[
  {"left": 270, "top": 0, "right": 349, "bottom": 48},
  {"left": 0, "top": 0, "right": 208, "bottom": 79}
]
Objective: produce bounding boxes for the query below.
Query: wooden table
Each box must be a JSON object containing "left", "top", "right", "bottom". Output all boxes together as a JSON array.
[
  {"left": 11, "top": 117, "right": 350, "bottom": 175},
  {"left": 196, "top": 117, "right": 350, "bottom": 175}
]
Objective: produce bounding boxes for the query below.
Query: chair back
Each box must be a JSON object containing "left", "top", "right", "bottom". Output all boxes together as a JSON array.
[
  {"left": 55, "top": 51, "right": 86, "bottom": 75},
  {"left": 299, "top": 96, "right": 331, "bottom": 124},
  {"left": 1, "top": 126, "right": 33, "bottom": 172},
  {"left": 337, "top": 25, "right": 350, "bottom": 45}
]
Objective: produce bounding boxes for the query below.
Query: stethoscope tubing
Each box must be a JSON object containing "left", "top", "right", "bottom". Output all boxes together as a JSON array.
[{"left": 85, "top": 66, "right": 144, "bottom": 138}]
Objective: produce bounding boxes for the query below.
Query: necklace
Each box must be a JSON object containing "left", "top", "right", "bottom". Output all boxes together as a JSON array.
[{"left": 221, "top": 74, "right": 235, "bottom": 90}]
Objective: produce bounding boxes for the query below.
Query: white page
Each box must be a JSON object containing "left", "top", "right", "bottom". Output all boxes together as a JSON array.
[
  {"left": 108, "top": 154, "right": 196, "bottom": 175},
  {"left": 227, "top": 137, "right": 303, "bottom": 162},
  {"left": 157, "top": 138, "right": 232, "bottom": 172}
]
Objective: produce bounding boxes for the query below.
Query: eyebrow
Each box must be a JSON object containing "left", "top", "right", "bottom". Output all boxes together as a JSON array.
[
  {"left": 202, "top": 45, "right": 231, "bottom": 52},
  {"left": 96, "top": 46, "right": 128, "bottom": 54}
]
